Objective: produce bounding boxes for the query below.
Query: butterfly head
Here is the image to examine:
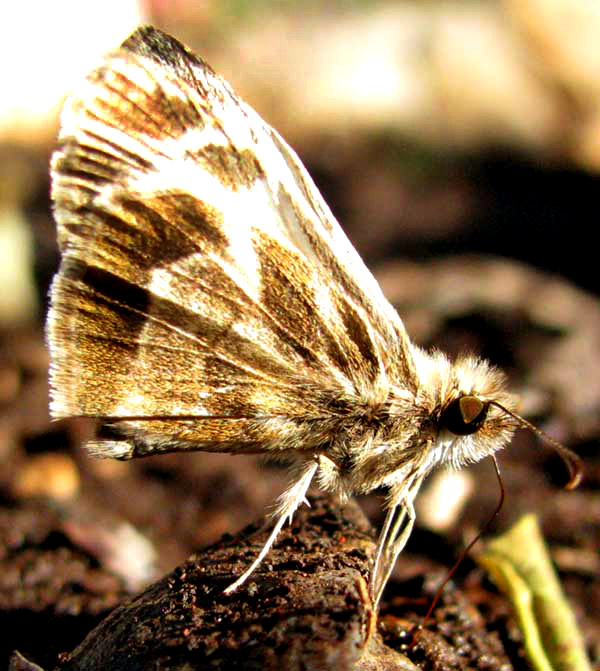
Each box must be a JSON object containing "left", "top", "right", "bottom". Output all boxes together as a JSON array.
[
  {"left": 409, "top": 348, "right": 581, "bottom": 488},
  {"left": 405, "top": 349, "right": 519, "bottom": 473}
]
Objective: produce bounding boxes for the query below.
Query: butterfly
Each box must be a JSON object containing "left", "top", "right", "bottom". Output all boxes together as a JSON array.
[{"left": 47, "top": 25, "right": 575, "bottom": 608}]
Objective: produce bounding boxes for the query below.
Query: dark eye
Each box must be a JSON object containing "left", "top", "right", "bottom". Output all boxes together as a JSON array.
[{"left": 440, "top": 395, "right": 489, "bottom": 436}]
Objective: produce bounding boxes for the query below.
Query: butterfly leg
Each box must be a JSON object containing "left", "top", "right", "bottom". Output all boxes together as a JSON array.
[
  {"left": 223, "top": 459, "right": 319, "bottom": 594},
  {"left": 370, "top": 475, "right": 424, "bottom": 609}
]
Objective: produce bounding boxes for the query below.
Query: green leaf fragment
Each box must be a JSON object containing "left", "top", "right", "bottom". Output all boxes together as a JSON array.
[{"left": 477, "top": 514, "right": 591, "bottom": 671}]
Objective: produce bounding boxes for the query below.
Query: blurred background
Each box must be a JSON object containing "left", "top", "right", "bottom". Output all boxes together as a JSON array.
[{"left": 0, "top": 0, "right": 598, "bottom": 668}]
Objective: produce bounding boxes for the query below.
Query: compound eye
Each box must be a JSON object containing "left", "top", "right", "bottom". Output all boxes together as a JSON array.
[{"left": 440, "top": 395, "right": 489, "bottom": 436}]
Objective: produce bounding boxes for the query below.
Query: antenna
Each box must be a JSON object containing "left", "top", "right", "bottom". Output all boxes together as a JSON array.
[{"left": 489, "top": 401, "right": 583, "bottom": 489}]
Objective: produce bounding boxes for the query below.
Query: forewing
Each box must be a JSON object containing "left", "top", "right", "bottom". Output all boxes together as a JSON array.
[{"left": 48, "top": 26, "right": 418, "bottom": 456}]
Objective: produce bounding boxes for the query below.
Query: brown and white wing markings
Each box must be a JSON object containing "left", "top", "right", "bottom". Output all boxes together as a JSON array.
[{"left": 48, "top": 26, "right": 417, "bottom": 456}]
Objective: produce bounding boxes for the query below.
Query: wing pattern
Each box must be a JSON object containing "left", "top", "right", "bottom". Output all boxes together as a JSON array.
[{"left": 48, "top": 26, "right": 417, "bottom": 456}]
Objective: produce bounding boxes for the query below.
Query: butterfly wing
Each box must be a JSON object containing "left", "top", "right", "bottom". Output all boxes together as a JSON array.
[{"left": 48, "top": 26, "right": 418, "bottom": 457}]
